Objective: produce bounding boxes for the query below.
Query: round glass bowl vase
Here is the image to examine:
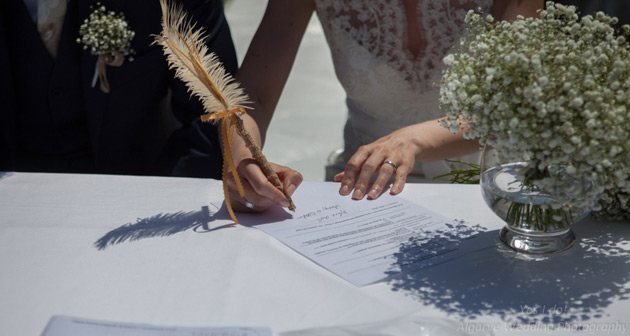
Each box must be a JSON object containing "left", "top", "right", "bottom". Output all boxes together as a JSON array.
[{"left": 480, "top": 146, "right": 597, "bottom": 255}]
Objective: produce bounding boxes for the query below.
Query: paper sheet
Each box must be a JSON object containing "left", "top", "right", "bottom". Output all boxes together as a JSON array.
[
  {"left": 42, "top": 316, "right": 276, "bottom": 336},
  {"left": 223, "top": 183, "right": 492, "bottom": 287}
]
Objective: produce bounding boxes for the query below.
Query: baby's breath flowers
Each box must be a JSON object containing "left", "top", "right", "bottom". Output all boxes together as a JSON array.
[
  {"left": 76, "top": 3, "right": 135, "bottom": 58},
  {"left": 76, "top": 3, "right": 135, "bottom": 93},
  {"left": 440, "top": 2, "right": 630, "bottom": 220}
]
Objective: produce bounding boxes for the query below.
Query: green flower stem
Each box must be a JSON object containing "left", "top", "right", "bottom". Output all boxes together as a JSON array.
[
  {"left": 432, "top": 160, "right": 480, "bottom": 184},
  {"left": 495, "top": 197, "right": 574, "bottom": 232}
]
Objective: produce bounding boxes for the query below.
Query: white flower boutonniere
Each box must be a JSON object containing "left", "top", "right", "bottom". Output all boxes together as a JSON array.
[{"left": 76, "top": 2, "right": 135, "bottom": 93}]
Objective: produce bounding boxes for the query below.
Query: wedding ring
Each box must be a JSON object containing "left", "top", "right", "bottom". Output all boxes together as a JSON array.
[
  {"left": 383, "top": 160, "right": 397, "bottom": 170},
  {"left": 244, "top": 201, "right": 255, "bottom": 209}
]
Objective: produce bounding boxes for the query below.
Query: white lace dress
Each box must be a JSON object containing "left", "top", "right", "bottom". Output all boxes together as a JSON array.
[{"left": 315, "top": 0, "right": 493, "bottom": 182}]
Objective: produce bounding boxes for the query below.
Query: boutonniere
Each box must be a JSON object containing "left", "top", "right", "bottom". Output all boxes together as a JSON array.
[{"left": 76, "top": 2, "right": 135, "bottom": 93}]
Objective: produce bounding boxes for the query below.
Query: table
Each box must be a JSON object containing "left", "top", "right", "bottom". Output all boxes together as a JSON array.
[{"left": 1, "top": 172, "right": 629, "bottom": 335}]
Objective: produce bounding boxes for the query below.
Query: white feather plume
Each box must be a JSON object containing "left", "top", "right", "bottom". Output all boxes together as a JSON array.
[{"left": 154, "top": 0, "right": 249, "bottom": 118}]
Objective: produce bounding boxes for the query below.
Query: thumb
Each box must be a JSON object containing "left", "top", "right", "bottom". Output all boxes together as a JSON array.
[{"left": 273, "top": 163, "right": 303, "bottom": 197}]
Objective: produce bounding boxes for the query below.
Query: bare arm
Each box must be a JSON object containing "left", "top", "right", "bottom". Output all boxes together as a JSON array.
[
  {"left": 227, "top": 0, "right": 314, "bottom": 212},
  {"left": 236, "top": 0, "right": 315, "bottom": 146},
  {"left": 336, "top": 118, "right": 479, "bottom": 200},
  {"left": 491, "top": 0, "right": 543, "bottom": 21}
]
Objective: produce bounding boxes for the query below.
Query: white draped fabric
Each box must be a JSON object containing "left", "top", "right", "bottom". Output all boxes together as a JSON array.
[{"left": 1, "top": 172, "right": 629, "bottom": 336}]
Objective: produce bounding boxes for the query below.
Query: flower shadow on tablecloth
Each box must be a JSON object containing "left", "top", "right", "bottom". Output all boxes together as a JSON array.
[
  {"left": 94, "top": 202, "right": 291, "bottom": 250},
  {"left": 386, "top": 219, "right": 630, "bottom": 325}
]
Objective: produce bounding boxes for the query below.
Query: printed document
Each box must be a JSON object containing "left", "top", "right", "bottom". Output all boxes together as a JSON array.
[{"left": 231, "top": 183, "right": 490, "bottom": 286}]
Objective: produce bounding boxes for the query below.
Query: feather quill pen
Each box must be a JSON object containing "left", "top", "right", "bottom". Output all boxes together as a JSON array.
[{"left": 154, "top": 0, "right": 295, "bottom": 223}]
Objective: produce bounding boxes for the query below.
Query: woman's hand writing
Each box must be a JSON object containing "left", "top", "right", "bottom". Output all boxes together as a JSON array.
[{"left": 228, "top": 158, "right": 303, "bottom": 212}]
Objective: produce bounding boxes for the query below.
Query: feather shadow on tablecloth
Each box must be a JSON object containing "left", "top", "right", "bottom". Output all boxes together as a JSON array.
[
  {"left": 93, "top": 201, "right": 293, "bottom": 250},
  {"left": 93, "top": 205, "right": 232, "bottom": 250}
]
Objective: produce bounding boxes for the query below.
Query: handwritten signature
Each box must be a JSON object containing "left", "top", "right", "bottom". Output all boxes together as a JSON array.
[{"left": 297, "top": 205, "right": 348, "bottom": 223}]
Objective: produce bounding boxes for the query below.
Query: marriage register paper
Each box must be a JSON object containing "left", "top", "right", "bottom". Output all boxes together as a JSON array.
[{"left": 221, "top": 183, "right": 492, "bottom": 287}]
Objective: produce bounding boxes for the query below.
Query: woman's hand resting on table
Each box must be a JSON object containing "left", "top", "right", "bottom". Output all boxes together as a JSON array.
[
  {"left": 334, "top": 120, "right": 481, "bottom": 200},
  {"left": 334, "top": 125, "right": 421, "bottom": 201},
  {"left": 227, "top": 158, "right": 303, "bottom": 212}
]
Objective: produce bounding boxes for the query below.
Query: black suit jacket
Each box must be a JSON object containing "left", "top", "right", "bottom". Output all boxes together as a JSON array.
[{"left": 0, "top": 0, "right": 237, "bottom": 178}]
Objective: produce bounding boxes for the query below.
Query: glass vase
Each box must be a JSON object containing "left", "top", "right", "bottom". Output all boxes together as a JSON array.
[{"left": 480, "top": 146, "right": 597, "bottom": 255}]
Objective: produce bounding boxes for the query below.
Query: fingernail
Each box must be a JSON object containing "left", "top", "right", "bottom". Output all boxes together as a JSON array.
[
  {"left": 390, "top": 187, "right": 400, "bottom": 195},
  {"left": 367, "top": 188, "right": 378, "bottom": 200},
  {"left": 352, "top": 188, "right": 363, "bottom": 200},
  {"left": 340, "top": 185, "right": 349, "bottom": 195},
  {"left": 280, "top": 200, "right": 290, "bottom": 207},
  {"left": 287, "top": 184, "right": 297, "bottom": 196}
]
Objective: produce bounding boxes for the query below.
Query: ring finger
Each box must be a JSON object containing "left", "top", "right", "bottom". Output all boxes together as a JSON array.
[
  {"left": 367, "top": 162, "right": 397, "bottom": 199},
  {"left": 351, "top": 152, "right": 388, "bottom": 200}
]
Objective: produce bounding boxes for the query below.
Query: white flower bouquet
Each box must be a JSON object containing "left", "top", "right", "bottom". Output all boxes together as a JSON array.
[
  {"left": 76, "top": 3, "right": 135, "bottom": 58},
  {"left": 440, "top": 2, "right": 630, "bottom": 221},
  {"left": 76, "top": 2, "right": 135, "bottom": 93}
]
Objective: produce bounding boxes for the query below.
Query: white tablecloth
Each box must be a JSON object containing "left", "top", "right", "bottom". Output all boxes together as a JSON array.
[{"left": 1, "top": 172, "right": 629, "bottom": 335}]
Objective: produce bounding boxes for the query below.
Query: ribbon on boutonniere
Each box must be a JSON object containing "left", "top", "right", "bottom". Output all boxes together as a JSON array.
[{"left": 76, "top": 2, "right": 135, "bottom": 93}]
